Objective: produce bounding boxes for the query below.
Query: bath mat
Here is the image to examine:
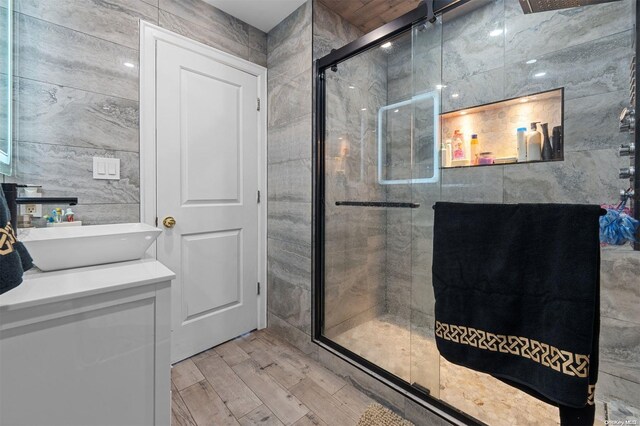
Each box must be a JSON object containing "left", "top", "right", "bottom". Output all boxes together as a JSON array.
[{"left": 357, "top": 403, "right": 414, "bottom": 426}]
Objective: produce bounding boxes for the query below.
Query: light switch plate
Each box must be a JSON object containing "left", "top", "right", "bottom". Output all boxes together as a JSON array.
[{"left": 93, "top": 157, "right": 120, "bottom": 180}]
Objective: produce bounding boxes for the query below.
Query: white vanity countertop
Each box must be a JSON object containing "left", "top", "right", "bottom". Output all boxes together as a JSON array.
[{"left": 0, "top": 258, "right": 175, "bottom": 311}]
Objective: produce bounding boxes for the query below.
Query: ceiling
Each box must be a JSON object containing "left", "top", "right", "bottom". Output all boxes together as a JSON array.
[
  {"left": 318, "top": 0, "right": 422, "bottom": 34},
  {"left": 202, "top": 0, "right": 308, "bottom": 33}
]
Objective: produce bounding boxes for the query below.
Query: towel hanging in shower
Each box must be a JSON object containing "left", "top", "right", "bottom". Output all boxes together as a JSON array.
[{"left": 432, "top": 202, "right": 602, "bottom": 426}]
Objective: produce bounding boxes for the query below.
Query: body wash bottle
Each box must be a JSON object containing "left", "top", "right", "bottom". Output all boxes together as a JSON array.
[
  {"left": 516, "top": 127, "right": 527, "bottom": 162},
  {"left": 470, "top": 134, "right": 480, "bottom": 165},
  {"left": 540, "top": 123, "right": 553, "bottom": 160},
  {"left": 527, "top": 122, "right": 542, "bottom": 161}
]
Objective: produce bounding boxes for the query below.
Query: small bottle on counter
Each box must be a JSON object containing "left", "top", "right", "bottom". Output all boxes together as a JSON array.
[
  {"left": 452, "top": 130, "right": 465, "bottom": 161},
  {"left": 470, "top": 134, "right": 480, "bottom": 165},
  {"left": 445, "top": 139, "right": 453, "bottom": 167},
  {"left": 516, "top": 127, "right": 527, "bottom": 162},
  {"left": 527, "top": 122, "right": 542, "bottom": 161}
]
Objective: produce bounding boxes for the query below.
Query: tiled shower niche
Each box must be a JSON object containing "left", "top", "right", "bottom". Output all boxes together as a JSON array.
[{"left": 441, "top": 88, "right": 564, "bottom": 168}]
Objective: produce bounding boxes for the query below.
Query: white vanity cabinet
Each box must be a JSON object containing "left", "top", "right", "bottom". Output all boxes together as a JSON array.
[{"left": 0, "top": 260, "right": 175, "bottom": 426}]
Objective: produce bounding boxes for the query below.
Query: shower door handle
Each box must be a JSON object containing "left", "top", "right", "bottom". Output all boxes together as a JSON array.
[{"left": 335, "top": 201, "right": 420, "bottom": 208}]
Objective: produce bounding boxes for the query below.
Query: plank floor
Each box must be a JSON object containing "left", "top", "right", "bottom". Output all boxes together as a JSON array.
[{"left": 171, "top": 329, "right": 375, "bottom": 426}]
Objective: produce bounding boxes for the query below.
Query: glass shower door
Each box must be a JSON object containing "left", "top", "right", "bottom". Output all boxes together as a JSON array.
[
  {"left": 321, "top": 16, "right": 444, "bottom": 395},
  {"left": 408, "top": 17, "right": 443, "bottom": 398}
]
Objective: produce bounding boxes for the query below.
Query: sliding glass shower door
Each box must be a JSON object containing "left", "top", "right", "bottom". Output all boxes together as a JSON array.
[{"left": 320, "top": 16, "right": 444, "bottom": 398}]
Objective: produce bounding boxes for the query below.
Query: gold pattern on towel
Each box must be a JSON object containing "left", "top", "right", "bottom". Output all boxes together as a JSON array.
[
  {"left": 435, "top": 321, "right": 590, "bottom": 379},
  {"left": 0, "top": 221, "right": 17, "bottom": 255},
  {"left": 587, "top": 385, "right": 596, "bottom": 405}
]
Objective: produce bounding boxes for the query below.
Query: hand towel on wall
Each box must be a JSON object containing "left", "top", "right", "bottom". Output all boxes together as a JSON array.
[
  {"left": 0, "top": 187, "right": 33, "bottom": 294},
  {"left": 432, "top": 202, "right": 602, "bottom": 426}
]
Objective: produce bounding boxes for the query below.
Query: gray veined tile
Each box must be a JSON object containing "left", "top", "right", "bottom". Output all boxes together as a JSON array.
[
  {"left": 159, "top": 0, "right": 266, "bottom": 54},
  {"left": 267, "top": 114, "right": 312, "bottom": 165},
  {"left": 600, "top": 247, "right": 640, "bottom": 325},
  {"left": 596, "top": 372, "right": 640, "bottom": 408},
  {"left": 15, "top": 13, "right": 139, "bottom": 100},
  {"left": 158, "top": 11, "right": 266, "bottom": 67},
  {"left": 67, "top": 203, "right": 140, "bottom": 225},
  {"left": 441, "top": 165, "right": 504, "bottom": 203},
  {"left": 441, "top": 68, "right": 505, "bottom": 113},
  {"left": 440, "top": 0, "right": 504, "bottom": 81},
  {"left": 267, "top": 238, "right": 312, "bottom": 291},
  {"left": 504, "top": 30, "right": 633, "bottom": 101},
  {"left": 268, "top": 1, "right": 311, "bottom": 58},
  {"left": 267, "top": 312, "right": 316, "bottom": 356},
  {"left": 267, "top": 201, "right": 312, "bottom": 247},
  {"left": 599, "top": 317, "right": 640, "bottom": 384},
  {"left": 312, "top": 0, "right": 361, "bottom": 60},
  {"left": 15, "top": 77, "right": 139, "bottom": 152},
  {"left": 267, "top": 158, "right": 312, "bottom": 203},
  {"left": 503, "top": 148, "right": 624, "bottom": 205},
  {"left": 267, "top": 68, "right": 313, "bottom": 128},
  {"left": 15, "top": 0, "right": 158, "bottom": 50},
  {"left": 563, "top": 90, "right": 630, "bottom": 152},
  {"left": 14, "top": 142, "right": 140, "bottom": 204},
  {"left": 267, "top": 2, "right": 311, "bottom": 80},
  {"left": 267, "top": 277, "right": 312, "bottom": 334},
  {"left": 504, "top": 0, "right": 634, "bottom": 66}
]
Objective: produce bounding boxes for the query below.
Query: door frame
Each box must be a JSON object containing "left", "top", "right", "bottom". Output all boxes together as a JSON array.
[{"left": 139, "top": 21, "right": 268, "bottom": 330}]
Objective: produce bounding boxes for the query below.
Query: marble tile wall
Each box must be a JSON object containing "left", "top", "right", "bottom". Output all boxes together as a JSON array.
[
  {"left": 266, "top": 1, "right": 313, "bottom": 337},
  {"left": 386, "top": 0, "right": 640, "bottom": 415},
  {"left": 362, "top": 0, "right": 640, "bottom": 412},
  {"left": 2, "top": 0, "right": 266, "bottom": 224},
  {"left": 271, "top": 0, "right": 640, "bottom": 422},
  {"left": 323, "top": 42, "right": 389, "bottom": 333}
]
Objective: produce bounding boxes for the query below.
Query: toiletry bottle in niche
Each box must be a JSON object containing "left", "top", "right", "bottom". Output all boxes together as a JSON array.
[
  {"left": 552, "top": 126, "right": 563, "bottom": 160},
  {"left": 445, "top": 138, "right": 453, "bottom": 167},
  {"left": 540, "top": 123, "right": 553, "bottom": 160},
  {"left": 516, "top": 127, "right": 527, "bottom": 162},
  {"left": 470, "top": 134, "right": 480, "bottom": 165},
  {"left": 527, "top": 122, "right": 542, "bottom": 161},
  {"left": 452, "top": 130, "right": 465, "bottom": 161}
]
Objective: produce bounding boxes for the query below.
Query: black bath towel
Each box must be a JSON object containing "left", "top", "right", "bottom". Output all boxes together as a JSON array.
[
  {"left": 432, "top": 202, "right": 601, "bottom": 425},
  {"left": 0, "top": 187, "right": 33, "bottom": 295}
]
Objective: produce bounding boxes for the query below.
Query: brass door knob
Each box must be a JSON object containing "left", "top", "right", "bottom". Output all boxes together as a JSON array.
[{"left": 163, "top": 216, "right": 176, "bottom": 228}]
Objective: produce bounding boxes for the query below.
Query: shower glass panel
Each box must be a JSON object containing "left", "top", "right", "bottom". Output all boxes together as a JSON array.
[
  {"left": 318, "top": 0, "right": 637, "bottom": 424},
  {"left": 322, "top": 17, "right": 443, "bottom": 394}
]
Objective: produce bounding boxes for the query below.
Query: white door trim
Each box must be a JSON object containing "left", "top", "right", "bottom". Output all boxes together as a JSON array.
[{"left": 139, "top": 21, "right": 268, "bottom": 330}]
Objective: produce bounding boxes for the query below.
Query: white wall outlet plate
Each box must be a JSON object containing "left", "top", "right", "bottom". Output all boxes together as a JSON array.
[
  {"left": 19, "top": 188, "right": 42, "bottom": 217},
  {"left": 93, "top": 157, "right": 120, "bottom": 180}
]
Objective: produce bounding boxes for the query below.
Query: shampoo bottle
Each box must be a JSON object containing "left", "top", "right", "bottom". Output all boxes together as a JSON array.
[
  {"left": 516, "top": 127, "right": 527, "bottom": 162},
  {"left": 527, "top": 122, "right": 542, "bottom": 161},
  {"left": 470, "top": 134, "right": 480, "bottom": 165},
  {"left": 452, "top": 130, "right": 465, "bottom": 161},
  {"left": 540, "top": 123, "right": 553, "bottom": 160},
  {"left": 445, "top": 139, "right": 453, "bottom": 167}
]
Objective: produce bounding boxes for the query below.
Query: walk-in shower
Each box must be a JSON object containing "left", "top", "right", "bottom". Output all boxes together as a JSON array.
[{"left": 314, "top": 0, "right": 638, "bottom": 424}]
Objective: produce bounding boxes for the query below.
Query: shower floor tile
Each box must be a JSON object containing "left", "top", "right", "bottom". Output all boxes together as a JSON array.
[{"left": 331, "top": 314, "right": 608, "bottom": 426}]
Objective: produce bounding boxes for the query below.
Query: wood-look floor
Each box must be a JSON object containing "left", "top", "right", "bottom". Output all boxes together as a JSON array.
[{"left": 171, "top": 329, "right": 375, "bottom": 426}]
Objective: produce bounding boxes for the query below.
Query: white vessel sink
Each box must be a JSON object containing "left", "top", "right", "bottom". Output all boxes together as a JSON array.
[{"left": 19, "top": 223, "right": 162, "bottom": 272}]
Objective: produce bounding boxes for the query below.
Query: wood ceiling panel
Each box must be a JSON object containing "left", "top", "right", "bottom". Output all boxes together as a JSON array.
[{"left": 319, "top": 0, "right": 421, "bottom": 33}]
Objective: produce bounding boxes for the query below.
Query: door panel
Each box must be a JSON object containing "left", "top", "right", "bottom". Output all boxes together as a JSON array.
[
  {"left": 180, "top": 69, "right": 241, "bottom": 204},
  {"left": 181, "top": 230, "right": 241, "bottom": 319},
  {"left": 156, "top": 39, "right": 258, "bottom": 362}
]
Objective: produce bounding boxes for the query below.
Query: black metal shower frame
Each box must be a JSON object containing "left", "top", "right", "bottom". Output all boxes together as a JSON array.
[
  {"left": 313, "top": 1, "right": 640, "bottom": 424},
  {"left": 312, "top": 1, "right": 485, "bottom": 425}
]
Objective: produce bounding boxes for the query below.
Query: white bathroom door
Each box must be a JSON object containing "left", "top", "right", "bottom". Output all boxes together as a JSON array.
[{"left": 155, "top": 40, "right": 259, "bottom": 363}]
